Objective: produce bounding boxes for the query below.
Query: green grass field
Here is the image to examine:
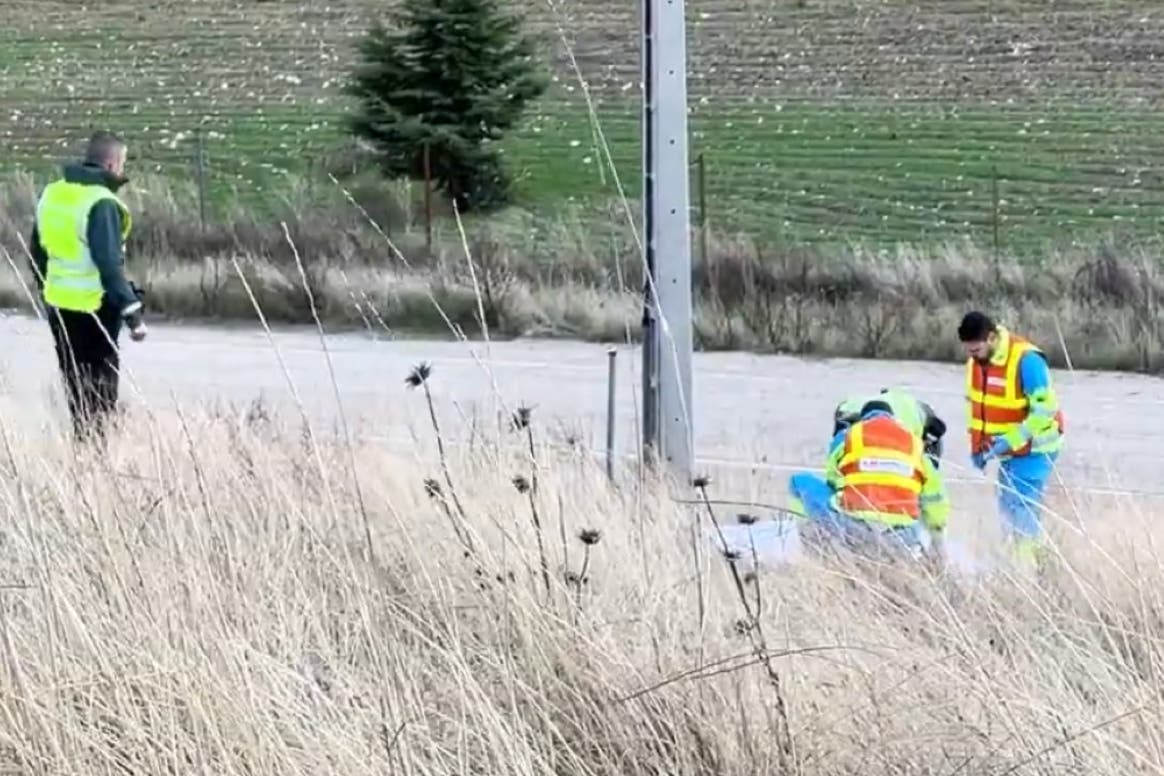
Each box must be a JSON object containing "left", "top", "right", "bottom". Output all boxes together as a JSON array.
[
  {"left": 3, "top": 0, "right": 1164, "bottom": 253},
  {"left": 508, "top": 103, "right": 1164, "bottom": 250}
]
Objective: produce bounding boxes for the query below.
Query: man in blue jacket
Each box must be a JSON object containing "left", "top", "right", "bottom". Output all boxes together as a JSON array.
[
  {"left": 959, "top": 311, "right": 1065, "bottom": 567},
  {"left": 29, "top": 131, "right": 148, "bottom": 442}
]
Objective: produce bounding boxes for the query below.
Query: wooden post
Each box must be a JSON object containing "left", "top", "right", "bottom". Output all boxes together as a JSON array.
[
  {"left": 991, "top": 165, "right": 1001, "bottom": 263},
  {"left": 697, "top": 151, "right": 708, "bottom": 267},
  {"left": 195, "top": 128, "right": 208, "bottom": 231},
  {"left": 423, "top": 141, "right": 433, "bottom": 253}
]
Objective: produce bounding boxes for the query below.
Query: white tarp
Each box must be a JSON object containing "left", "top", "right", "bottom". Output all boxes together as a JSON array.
[{"left": 708, "top": 512, "right": 996, "bottom": 579}]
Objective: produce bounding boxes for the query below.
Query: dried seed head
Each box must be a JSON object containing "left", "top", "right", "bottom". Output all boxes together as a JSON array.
[
  {"left": 244, "top": 395, "right": 270, "bottom": 428},
  {"left": 578, "top": 529, "right": 601, "bottom": 546},
  {"left": 692, "top": 474, "right": 711, "bottom": 489},
  {"left": 722, "top": 548, "right": 742, "bottom": 562},
  {"left": 405, "top": 362, "right": 433, "bottom": 388},
  {"left": 511, "top": 406, "right": 532, "bottom": 430},
  {"left": 737, "top": 513, "right": 759, "bottom": 525},
  {"left": 512, "top": 475, "right": 530, "bottom": 493},
  {"left": 423, "top": 478, "right": 441, "bottom": 498}
]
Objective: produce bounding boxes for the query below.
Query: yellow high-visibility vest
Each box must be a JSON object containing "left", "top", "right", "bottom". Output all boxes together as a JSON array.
[
  {"left": 964, "top": 328, "right": 1064, "bottom": 457},
  {"left": 35, "top": 180, "right": 132, "bottom": 313},
  {"left": 877, "top": 388, "right": 927, "bottom": 439}
]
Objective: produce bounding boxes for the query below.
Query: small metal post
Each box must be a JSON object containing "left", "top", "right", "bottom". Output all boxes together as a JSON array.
[{"left": 605, "top": 347, "right": 617, "bottom": 482}]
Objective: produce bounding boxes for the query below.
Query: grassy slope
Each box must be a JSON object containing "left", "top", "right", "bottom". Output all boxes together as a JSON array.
[
  {"left": 1, "top": 1, "right": 1163, "bottom": 369},
  {"left": 2, "top": 395, "right": 1164, "bottom": 774}
]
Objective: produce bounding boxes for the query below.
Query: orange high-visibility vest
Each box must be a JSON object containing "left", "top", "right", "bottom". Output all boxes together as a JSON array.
[
  {"left": 965, "top": 333, "right": 1065, "bottom": 457},
  {"left": 836, "top": 415, "right": 925, "bottom": 522}
]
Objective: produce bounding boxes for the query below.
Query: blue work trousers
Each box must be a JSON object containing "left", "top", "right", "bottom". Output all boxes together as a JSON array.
[
  {"left": 788, "top": 472, "right": 925, "bottom": 554},
  {"left": 996, "top": 452, "right": 1058, "bottom": 541}
]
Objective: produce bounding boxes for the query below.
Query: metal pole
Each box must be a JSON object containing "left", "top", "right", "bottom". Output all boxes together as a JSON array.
[
  {"left": 605, "top": 347, "right": 617, "bottom": 482},
  {"left": 640, "top": 0, "right": 657, "bottom": 471},
  {"left": 640, "top": 0, "right": 694, "bottom": 482}
]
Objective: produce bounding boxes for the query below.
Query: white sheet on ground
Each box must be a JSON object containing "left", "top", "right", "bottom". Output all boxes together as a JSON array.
[{"left": 708, "top": 513, "right": 998, "bottom": 579}]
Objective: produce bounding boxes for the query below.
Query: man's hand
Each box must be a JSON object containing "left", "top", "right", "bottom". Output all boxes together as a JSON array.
[
  {"left": 125, "top": 311, "right": 148, "bottom": 342},
  {"left": 971, "top": 451, "right": 991, "bottom": 471},
  {"left": 974, "top": 437, "right": 1011, "bottom": 471}
]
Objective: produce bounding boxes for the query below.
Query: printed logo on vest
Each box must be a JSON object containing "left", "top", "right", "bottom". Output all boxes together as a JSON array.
[{"left": 857, "top": 457, "right": 913, "bottom": 476}]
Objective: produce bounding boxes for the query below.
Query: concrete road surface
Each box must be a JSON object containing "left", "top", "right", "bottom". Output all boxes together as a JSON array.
[{"left": 0, "top": 311, "right": 1158, "bottom": 509}]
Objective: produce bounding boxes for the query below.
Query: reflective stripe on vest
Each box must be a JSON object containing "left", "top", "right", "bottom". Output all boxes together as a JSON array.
[
  {"left": 965, "top": 333, "right": 1063, "bottom": 457},
  {"left": 835, "top": 415, "right": 924, "bottom": 526},
  {"left": 36, "top": 180, "right": 132, "bottom": 313}
]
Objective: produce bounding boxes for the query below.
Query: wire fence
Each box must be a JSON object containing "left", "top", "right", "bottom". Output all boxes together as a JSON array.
[{"left": 4, "top": 0, "right": 1164, "bottom": 255}]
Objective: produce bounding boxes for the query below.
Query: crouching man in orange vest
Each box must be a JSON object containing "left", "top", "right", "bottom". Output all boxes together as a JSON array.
[{"left": 788, "top": 399, "right": 951, "bottom": 561}]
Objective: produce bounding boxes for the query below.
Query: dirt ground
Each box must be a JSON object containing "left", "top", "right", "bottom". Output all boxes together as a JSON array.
[{"left": 0, "top": 313, "right": 1158, "bottom": 550}]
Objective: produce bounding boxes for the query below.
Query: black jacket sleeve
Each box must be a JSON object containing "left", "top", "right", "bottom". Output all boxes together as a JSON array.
[
  {"left": 86, "top": 200, "right": 140, "bottom": 315},
  {"left": 28, "top": 223, "right": 48, "bottom": 290},
  {"left": 920, "top": 400, "right": 947, "bottom": 439}
]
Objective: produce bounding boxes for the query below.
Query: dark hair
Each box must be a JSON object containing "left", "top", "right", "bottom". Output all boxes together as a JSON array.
[
  {"left": 859, "top": 399, "right": 894, "bottom": 417},
  {"left": 84, "top": 130, "right": 125, "bottom": 166},
  {"left": 957, "top": 311, "right": 996, "bottom": 343}
]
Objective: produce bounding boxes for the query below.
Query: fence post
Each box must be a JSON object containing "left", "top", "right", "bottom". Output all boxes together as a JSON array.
[
  {"left": 697, "top": 151, "right": 708, "bottom": 267},
  {"left": 423, "top": 140, "right": 433, "bottom": 253},
  {"left": 605, "top": 347, "right": 617, "bottom": 482},
  {"left": 194, "top": 128, "right": 208, "bottom": 231},
  {"left": 991, "top": 165, "right": 1001, "bottom": 264}
]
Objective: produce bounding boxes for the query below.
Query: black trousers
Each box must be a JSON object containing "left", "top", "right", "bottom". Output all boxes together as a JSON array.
[{"left": 47, "top": 305, "right": 123, "bottom": 440}]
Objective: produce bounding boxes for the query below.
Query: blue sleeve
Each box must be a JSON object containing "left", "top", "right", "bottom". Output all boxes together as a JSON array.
[
  {"left": 1018, "top": 351, "right": 1050, "bottom": 397},
  {"left": 87, "top": 200, "right": 139, "bottom": 313},
  {"left": 824, "top": 429, "right": 846, "bottom": 488}
]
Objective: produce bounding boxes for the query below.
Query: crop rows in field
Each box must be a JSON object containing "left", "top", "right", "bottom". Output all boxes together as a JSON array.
[
  {"left": 512, "top": 103, "right": 1164, "bottom": 249},
  {"left": 5, "top": 0, "right": 1164, "bottom": 248}
]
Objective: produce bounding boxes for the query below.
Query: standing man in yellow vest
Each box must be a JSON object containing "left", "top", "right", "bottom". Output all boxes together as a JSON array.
[
  {"left": 958, "top": 311, "right": 1065, "bottom": 567},
  {"left": 28, "top": 130, "right": 148, "bottom": 442}
]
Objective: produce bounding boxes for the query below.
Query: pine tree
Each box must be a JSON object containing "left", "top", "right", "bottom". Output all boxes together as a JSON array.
[{"left": 344, "top": 0, "right": 548, "bottom": 213}]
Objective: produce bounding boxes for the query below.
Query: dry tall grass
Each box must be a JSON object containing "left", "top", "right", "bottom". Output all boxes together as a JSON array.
[
  {"left": 0, "top": 371, "right": 1161, "bottom": 774},
  {"left": 0, "top": 170, "right": 1160, "bottom": 371}
]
